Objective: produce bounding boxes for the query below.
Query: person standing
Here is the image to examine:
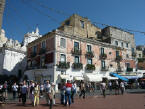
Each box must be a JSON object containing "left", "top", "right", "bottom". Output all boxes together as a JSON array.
[
  {"left": 108, "top": 81, "right": 112, "bottom": 95},
  {"left": 3, "top": 81, "right": 8, "bottom": 99},
  {"left": 0, "top": 84, "right": 3, "bottom": 94},
  {"left": 12, "top": 82, "right": 18, "bottom": 100},
  {"left": 115, "top": 80, "right": 119, "bottom": 95},
  {"left": 71, "top": 81, "right": 77, "bottom": 103},
  {"left": 65, "top": 80, "right": 72, "bottom": 106},
  {"left": 21, "top": 81, "right": 28, "bottom": 106},
  {"left": 44, "top": 80, "right": 51, "bottom": 105},
  {"left": 40, "top": 83, "right": 44, "bottom": 98},
  {"left": 100, "top": 81, "right": 106, "bottom": 98},
  {"left": 120, "top": 81, "right": 125, "bottom": 95},
  {"left": 79, "top": 81, "right": 86, "bottom": 99},
  {"left": 33, "top": 82, "right": 40, "bottom": 106},
  {"left": 49, "top": 82, "right": 56, "bottom": 109},
  {"left": 29, "top": 81, "right": 35, "bottom": 104},
  {"left": 60, "top": 82, "right": 66, "bottom": 105}
]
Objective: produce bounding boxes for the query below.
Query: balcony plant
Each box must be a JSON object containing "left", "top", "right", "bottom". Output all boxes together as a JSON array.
[
  {"left": 86, "top": 64, "right": 95, "bottom": 71},
  {"left": 57, "top": 61, "right": 70, "bottom": 69},
  {"left": 72, "top": 63, "right": 83, "bottom": 69},
  {"left": 116, "top": 56, "right": 122, "bottom": 61},
  {"left": 71, "top": 48, "right": 82, "bottom": 55},
  {"left": 85, "top": 51, "right": 94, "bottom": 58},
  {"left": 126, "top": 67, "right": 133, "bottom": 72},
  {"left": 99, "top": 53, "right": 107, "bottom": 60},
  {"left": 101, "top": 67, "right": 108, "bottom": 71}
]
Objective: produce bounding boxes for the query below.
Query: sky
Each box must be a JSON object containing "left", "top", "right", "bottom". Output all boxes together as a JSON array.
[{"left": 2, "top": 0, "right": 145, "bottom": 45}]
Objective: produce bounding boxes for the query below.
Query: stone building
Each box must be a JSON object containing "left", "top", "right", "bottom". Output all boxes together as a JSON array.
[
  {"left": 0, "top": 28, "right": 41, "bottom": 76},
  {"left": 25, "top": 14, "right": 136, "bottom": 86}
]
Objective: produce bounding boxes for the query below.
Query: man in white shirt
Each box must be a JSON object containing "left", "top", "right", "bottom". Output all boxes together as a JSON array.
[{"left": 100, "top": 81, "right": 106, "bottom": 98}]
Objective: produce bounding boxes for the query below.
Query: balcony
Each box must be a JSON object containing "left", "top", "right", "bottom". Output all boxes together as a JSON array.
[
  {"left": 85, "top": 51, "right": 94, "bottom": 58},
  {"left": 86, "top": 64, "right": 95, "bottom": 71},
  {"left": 71, "top": 48, "right": 82, "bottom": 55},
  {"left": 39, "top": 48, "right": 46, "bottom": 55},
  {"left": 99, "top": 53, "right": 107, "bottom": 60},
  {"left": 101, "top": 67, "right": 108, "bottom": 71},
  {"left": 115, "top": 56, "right": 122, "bottom": 62},
  {"left": 72, "top": 63, "right": 83, "bottom": 69},
  {"left": 30, "top": 52, "right": 37, "bottom": 58},
  {"left": 57, "top": 61, "right": 70, "bottom": 69},
  {"left": 126, "top": 67, "right": 133, "bottom": 72},
  {"left": 132, "top": 52, "right": 136, "bottom": 57}
]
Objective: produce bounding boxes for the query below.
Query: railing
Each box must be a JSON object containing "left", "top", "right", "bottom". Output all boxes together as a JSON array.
[
  {"left": 99, "top": 53, "right": 107, "bottom": 60},
  {"left": 71, "top": 49, "right": 82, "bottom": 55},
  {"left": 57, "top": 61, "right": 70, "bottom": 69},
  {"left": 86, "top": 64, "right": 95, "bottom": 71},
  {"left": 85, "top": 51, "right": 94, "bottom": 58},
  {"left": 72, "top": 63, "right": 83, "bottom": 69}
]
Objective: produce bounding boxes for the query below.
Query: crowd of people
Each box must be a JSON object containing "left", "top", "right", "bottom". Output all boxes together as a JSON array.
[{"left": 0, "top": 79, "right": 143, "bottom": 108}]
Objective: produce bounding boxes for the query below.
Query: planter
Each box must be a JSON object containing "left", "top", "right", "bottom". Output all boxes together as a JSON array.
[
  {"left": 99, "top": 54, "right": 107, "bottom": 60},
  {"left": 72, "top": 63, "right": 83, "bottom": 69},
  {"left": 71, "top": 49, "right": 82, "bottom": 55},
  {"left": 86, "top": 64, "right": 95, "bottom": 71},
  {"left": 57, "top": 62, "right": 70, "bottom": 69},
  {"left": 85, "top": 51, "right": 94, "bottom": 58}
]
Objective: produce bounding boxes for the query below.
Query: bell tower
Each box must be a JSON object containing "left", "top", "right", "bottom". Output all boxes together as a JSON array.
[{"left": 0, "top": 0, "right": 5, "bottom": 33}]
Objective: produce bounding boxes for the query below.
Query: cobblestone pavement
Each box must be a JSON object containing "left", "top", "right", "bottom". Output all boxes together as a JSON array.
[{"left": 1, "top": 93, "right": 145, "bottom": 109}]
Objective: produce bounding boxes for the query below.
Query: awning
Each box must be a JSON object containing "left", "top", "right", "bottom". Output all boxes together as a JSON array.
[
  {"left": 84, "top": 74, "right": 102, "bottom": 82},
  {"left": 59, "top": 75, "right": 70, "bottom": 79},
  {"left": 122, "top": 76, "right": 139, "bottom": 80},
  {"left": 110, "top": 72, "right": 128, "bottom": 82},
  {"left": 107, "top": 76, "right": 118, "bottom": 80},
  {"left": 73, "top": 76, "right": 84, "bottom": 80}
]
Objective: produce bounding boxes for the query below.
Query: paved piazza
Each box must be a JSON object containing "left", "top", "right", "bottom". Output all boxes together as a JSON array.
[{"left": 1, "top": 93, "right": 145, "bottom": 109}]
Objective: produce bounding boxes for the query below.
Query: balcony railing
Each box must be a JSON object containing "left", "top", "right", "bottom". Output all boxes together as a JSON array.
[
  {"left": 39, "top": 48, "right": 46, "bottom": 55},
  {"left": 99, "top": 53, "right": 107, "bottom": 60},
  {"left": 101, "top": 67, "right": 108, "bottom": 71},
  {"left": 115, "top": 56, "right": 122, "bottom": 61},
  {"left": 30, "top": 52, "right": 37, "bottom": 58},
  {"left": 71, "top": 49, "right": 82, "bottom": 55},
  {"left": 85, "top": 51, "right": 94, "bottom": 58},
  {"left": 57, "top": 61, "right": 70, "bottom": 69},
  {"left": 86, "top": 64, "right": 95, "bottom": 71},
  {"left": 72, "top": 63, "right": 83, "bottom": 69},
  {"left": 126, "top": 67, "right": 133, "bottom": 72},
  {"left": 132, "top": 52, "right": 136, "bottom": 57}
]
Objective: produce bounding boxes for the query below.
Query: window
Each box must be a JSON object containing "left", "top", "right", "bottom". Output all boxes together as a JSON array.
[
  {"left": 60, "top": 38, "right": 66, "bottom": 48},
  {"left": 132, "top": 48, "right": 135, "bottom": 53},
  {"left": 101, "top": 48, "right": 104, "bottom": 55},
  {"left": 65, "top": 20, "right": 70, "bottom": 25},
  {"left": 115, "top": 41, "right": 118, "bottom": 46},
  {"left": 121, "top": 42, "right": 124, "bottom": 47},
  {"left": 87, "top": 45, "right": 91, "bottom": 52},
  {"left": 74, "top": 56, "right": 79, "bottom": 63},
  {"left": 41, "top": 41, "right": 46, "bottom": 49},
  {"left": 60, "top": 54, "right": 66, "bottom": 62},
  {"left": 116, "top": 51, "right": 119, "bottom": 57},
  {"left": 87, "top": 58, "right": 92, "bottom": 64},
  {"left": 80, "top": 20, "right": 84, "bottom": 28},
  {"left": 101, "top": 60, "right": 106, "bottom": 69},
  {"left": 126, "top": 54, "right": 129, "bottom": 58},
  {"left": 109, "top": 52, "right": 112, "bottom": 55},
  {"left": 33, "top": 45, "right": 37, "bottom": 53},
  {"left": 126, "top": 63, "right": 130, "bottom": 68},
  {"left": 126, "top": 43, "right": 129, "bottom": 48},
  {"left": 139, "top": 54, "right": 141, "bottom": 58},
  {"left": 74, "top": 42, "right": 79, "bottom": 50}
]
